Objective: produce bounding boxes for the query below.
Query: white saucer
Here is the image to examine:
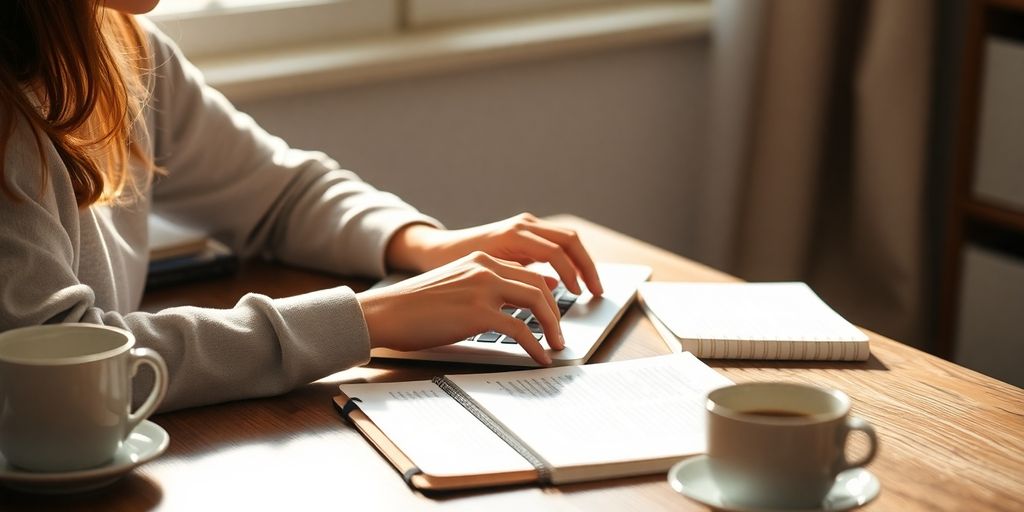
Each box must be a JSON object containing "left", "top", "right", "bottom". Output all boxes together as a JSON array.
[
  {"left": 0, "top": 420, "right": 169, "bottom": 494},
  {"left": 668, "top": 455, "right": 880, "bottom": 512}
]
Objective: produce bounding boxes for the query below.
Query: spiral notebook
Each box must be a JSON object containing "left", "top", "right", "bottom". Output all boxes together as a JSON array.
[
  {"left": 334, "top": 353, "right": 732, "bottom": 491},
  {"left": 638, "top": 282, "right": 870, "bottom": 361}
]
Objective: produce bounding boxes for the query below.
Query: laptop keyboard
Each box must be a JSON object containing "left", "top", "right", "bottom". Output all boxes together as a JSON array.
[{"left": 468, "top": 282, "right": 580, "bottom": 344}]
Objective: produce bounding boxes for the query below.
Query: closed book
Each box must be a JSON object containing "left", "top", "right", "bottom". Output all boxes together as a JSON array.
[
  {"left": 146, "top": 239, "right": 238, "bottom": 289},
  {"left": 638, "top": 282, "right": 869, "bottom": 361},
  {"left": 147, "top": 215, "right": 238, "bottom": 289},
  {"left": 148, "top": 215, "right": 208, "bottom": 261},
  {"left": 335, "top": 353, "right": 732, "bottom": 491}
]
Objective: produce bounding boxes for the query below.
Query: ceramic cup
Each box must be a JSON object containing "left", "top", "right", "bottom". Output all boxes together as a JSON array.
[
  {"left": 0, "top": 324, "right": 168, "bottom": 472},
  {"left": 705, "top": 382, "right": 878, "bottom": 509}
]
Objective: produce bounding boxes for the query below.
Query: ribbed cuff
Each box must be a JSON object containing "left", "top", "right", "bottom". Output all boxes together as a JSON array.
[{"left": 269, "top": 286, "right": 372, "bottom": 379}]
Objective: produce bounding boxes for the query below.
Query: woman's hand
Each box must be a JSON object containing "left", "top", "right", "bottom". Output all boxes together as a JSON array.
[
  {"left": 358, "top": 251, "right": 564, "bottom": 365},
  {"left": 385, "top": 213, "right": 603, "bottom": 296}
]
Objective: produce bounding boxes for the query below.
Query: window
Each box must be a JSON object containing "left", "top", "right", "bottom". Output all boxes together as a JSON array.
[
  {"left": 151, "top": 1, "right": 708, "bottom": 101},
  {"left": 407, "top": 0, "right": 624, "bottom": 28},
  {"left": 149, "top": 0, "right": 397, "bottom": 59},
  {"left": 148, "top": 0, "right": 641, "bottom": 59}
]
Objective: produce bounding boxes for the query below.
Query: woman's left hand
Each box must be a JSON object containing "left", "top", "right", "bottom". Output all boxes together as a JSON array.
[{"left": 385, "top": 213, "right": 603, "bottom": 296}]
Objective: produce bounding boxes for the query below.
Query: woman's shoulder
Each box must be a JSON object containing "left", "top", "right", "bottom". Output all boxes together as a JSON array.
[
  {"left": 137, "top": 16, "right": 177, "bottom": 58},
  {"left": 137, "top": 16, "right": 194, "bottom": 80},
  {"left": 136, "top": 16, "right": 210, "bottom": 119},
  {"left": 2, "top": 105, "right": 52, "bottom": 190},
  {"left": 0, "top": 113, "right": 81, "bottom": 217}
]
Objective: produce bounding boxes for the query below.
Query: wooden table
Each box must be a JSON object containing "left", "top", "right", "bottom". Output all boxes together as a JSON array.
[{"left": 2, "top": 216, "right": 1021, "bottom": 511}]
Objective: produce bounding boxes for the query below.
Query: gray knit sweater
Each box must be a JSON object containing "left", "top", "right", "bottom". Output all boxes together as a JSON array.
[{"left": 0, "top": 21, "right": 439, "bottom": 411}]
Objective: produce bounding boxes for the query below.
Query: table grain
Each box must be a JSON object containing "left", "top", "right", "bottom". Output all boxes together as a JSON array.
[{"left": 1, "top": 215, "right": 1021, "bottom": 511}]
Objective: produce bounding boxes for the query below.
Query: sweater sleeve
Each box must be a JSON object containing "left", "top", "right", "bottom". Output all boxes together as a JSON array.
[
  {"left": 0, "top": 115, "right": 372, "bottom": 411},
  {"left": 145, "top": 22, "right": 441, "bottom": 278}
]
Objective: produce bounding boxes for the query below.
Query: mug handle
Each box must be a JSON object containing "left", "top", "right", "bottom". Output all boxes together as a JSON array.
[
  {"left": 125, "top": 347, "right": 169, "bottom": 437},
  {"left": 839, "top": 416, "right": 878, "bottom": 471}
]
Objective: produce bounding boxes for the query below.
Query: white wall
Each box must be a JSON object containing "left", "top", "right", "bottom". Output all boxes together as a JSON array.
[{"left": 237, "top": 39, "right": 709, "bottom": 255}]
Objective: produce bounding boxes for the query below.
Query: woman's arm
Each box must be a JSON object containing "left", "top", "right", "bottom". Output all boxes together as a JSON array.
[
  {"left": 0, "top": 115, "right": 370, "bottom": 412},
  {"left": 144, "top": 20, "right": 440, "bottom": 279}
]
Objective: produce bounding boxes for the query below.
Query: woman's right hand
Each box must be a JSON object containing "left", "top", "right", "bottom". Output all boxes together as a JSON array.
[{"left": 356, "top": 251, "right": 565, "bottom": 365}]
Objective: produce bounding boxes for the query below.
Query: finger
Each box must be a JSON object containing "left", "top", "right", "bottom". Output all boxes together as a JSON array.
[
  {"left": 515, "top": 230, "right": 583, "bottom": 295},
  {"left": 491, "top": 313, "right": 552, "bottom": 365},
  {"left": 485, "top": 257, "right": 560, "bottom": 321},
  {"left": 519, "top": 222, "right": 603, "bottom": 296},
  {"left": 542, "top": 275, "right": 559, "bottom": 290},
  {"left": 506, "top": 276, "right": 557, "bottom": 309},
  {"left": 497, "top": 279, "right": 565, "bottom": 351}
]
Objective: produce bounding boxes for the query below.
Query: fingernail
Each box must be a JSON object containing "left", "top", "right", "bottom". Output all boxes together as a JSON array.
[{"left": 541, "top": 353, "right": 552, "bottom": 365}]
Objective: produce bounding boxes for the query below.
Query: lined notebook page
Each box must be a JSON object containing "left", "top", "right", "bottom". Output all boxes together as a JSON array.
[
  {"left": 640, "top": 282, "right": 867, "bottom": 347},
  {"left": 448, "top": 353, "right": 732, "bottom": 476},
  {"left": 338, "top": 381, "right": 533, "bottom": 477}
]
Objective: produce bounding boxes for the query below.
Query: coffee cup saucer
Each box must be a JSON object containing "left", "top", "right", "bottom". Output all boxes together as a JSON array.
[
  {"left": 0, "top": 420, "right": 168, "bottom": 494},
  {"left": 668, "top": 455, "right": 880, "bottom": 512}
]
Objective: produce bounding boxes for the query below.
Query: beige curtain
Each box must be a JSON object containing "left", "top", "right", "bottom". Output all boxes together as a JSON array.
[{"left": 695, "top": 0, "right": 935, "bottom": 347}]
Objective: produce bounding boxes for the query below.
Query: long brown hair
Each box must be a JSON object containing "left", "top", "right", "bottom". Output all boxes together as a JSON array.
[{"left": 0, "top": 0, "right": 151, "bottom": 208}]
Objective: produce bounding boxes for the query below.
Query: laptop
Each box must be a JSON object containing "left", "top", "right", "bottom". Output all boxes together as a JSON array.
[{"left": 369, "top": 262, "right": 652, "bottom": 366}]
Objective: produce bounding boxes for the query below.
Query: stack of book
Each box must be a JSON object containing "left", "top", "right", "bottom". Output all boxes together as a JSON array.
[{"left": 146, "top": 215, "right": 238, "bottom": 289}]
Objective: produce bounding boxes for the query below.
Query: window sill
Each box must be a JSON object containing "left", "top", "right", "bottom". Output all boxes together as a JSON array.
[{"left": 190, "top": 1, "right": 711, "bottom": 102}]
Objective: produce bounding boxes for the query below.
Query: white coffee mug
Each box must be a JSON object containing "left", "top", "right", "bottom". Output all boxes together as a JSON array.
[
  {"left": 0, "top": 324, "right": 168, "bottom": 472},
  {"left": 705, "top": 382, "right": 878, "bottom": 509}
]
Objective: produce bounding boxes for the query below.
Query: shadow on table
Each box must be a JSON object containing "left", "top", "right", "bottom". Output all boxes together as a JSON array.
[
  {"left": 705, "top": 354, "right": 890, "bottom": 372},
  {"left": 416, "top": 473, "right": 663, "bottom": 502},
  {"left": 152, "top": 356, "right": 542, "bottom": 456},
  {"left": 150, "top": 378, "right": 358, "bottom": 456},
  {"left": 0, "top": 473, "right": 162, "bottom": 512}
]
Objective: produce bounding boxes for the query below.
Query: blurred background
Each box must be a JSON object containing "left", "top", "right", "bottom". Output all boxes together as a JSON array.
[{"left": 150, "top": 0, "right": 1023, "bottom": 386}]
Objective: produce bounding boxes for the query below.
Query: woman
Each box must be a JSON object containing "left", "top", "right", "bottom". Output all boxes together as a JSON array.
[{"left": 0, "top": 0, "right": 603, "bottom": 411}]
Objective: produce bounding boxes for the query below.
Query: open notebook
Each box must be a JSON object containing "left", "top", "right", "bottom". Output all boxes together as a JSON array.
[
  {"left": 639, "top": 282, "right": 870, "bottom": 361},
  {"left": 335, "top": 353, "right": 733, "bottom": 490}
]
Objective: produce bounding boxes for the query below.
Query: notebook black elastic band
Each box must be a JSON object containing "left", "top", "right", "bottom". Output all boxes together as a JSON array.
[
  {"left": 340, "top": 397, "right": 363, "bottom": 420},
  {"left": 402, "top": 467, "right": 423, "bottom": 488},
  {"left": 432, "top": 376, "right": 552, "bottom": 485}
]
